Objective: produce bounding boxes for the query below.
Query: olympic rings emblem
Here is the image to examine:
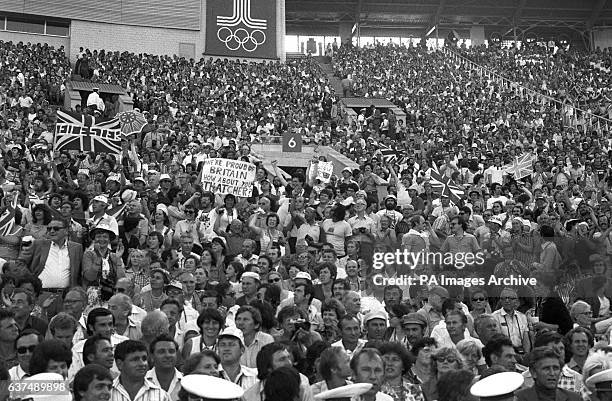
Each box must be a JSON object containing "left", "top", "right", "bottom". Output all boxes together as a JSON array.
[{"left": 217, "top": 27, "right": 266, "bottom": 52}]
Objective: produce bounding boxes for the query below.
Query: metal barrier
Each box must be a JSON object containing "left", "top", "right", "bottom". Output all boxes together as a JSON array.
[{"left": 442, "top": 47, "right": 612, "bottom": 133}]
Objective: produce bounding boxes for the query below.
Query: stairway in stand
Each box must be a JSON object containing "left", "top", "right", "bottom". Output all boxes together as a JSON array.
[{"left": 314, "top": 56, "right": 344, "bottom": 94}]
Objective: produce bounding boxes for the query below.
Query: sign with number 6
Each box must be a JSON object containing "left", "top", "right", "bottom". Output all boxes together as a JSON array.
[{"left": 282, "top": 132, "right": 302, "bottom": 153}]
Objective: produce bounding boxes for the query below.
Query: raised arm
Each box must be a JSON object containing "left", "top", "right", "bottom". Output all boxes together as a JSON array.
[{"left": 271, "top": 160, "right": 288, "bottom": 187}]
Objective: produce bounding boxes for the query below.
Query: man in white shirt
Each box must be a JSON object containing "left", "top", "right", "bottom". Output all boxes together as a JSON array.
[
  {"left": 492, "top": 288, "right": 531, "bottom": 354},
  {"left": 234, "top": 240, "right": 259, "bottom": 267},
  {"left": 146, "top": 334, "right": 182, "bottom": 400},
  {"left": 376, "top": 195, "right": 403, "bottom": 229},
  {"left": 431, "top": 310, "right": 485, "bottom": 357},
  {"left": 88, "top": 195, "right": 119, "bottom": 238},
  {"left": 332, "top": 315, "right": 367, "bottom": 361},
  {"left": 110, "top": 340, "right": 171, "bottom": 401},
  {"left": 86, "top": 87, "right": 104, "bottom": 112},
  {"left": 484, "top": 156, "right": 504, "bottom": 186},
  {"left": 217, "top": 327, "right": 258, "bottom": 391},
  {"left": 69, "top": 308, "right": 129, "bottom": 381},
  {"left": 164, "top": 282, "right": 199, "bottom": 332},
  {"left": 19, "top": 218, "right": 83, "bottom": 316},
  {"left": 17, "top": 89, "right": 33, "bottom": 109},
  {"left": 182, "top": 142, "right": 208, "bottom": 168}
]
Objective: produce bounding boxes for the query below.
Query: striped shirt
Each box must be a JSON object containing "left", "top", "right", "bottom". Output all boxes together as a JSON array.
[
  {"left": 240, "top": 331, "right": 275, "bottom": 368},
  {"left": 219, "top": 365, "right": 258, "bottom": 391},
  {"left": 110, "top": 376, "right": 171, "bottom": 401}
]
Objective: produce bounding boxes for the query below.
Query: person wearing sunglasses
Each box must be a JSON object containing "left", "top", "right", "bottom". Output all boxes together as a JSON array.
[
  {"left": 265, "top": 271, "right": 291, "bottom": 305},
  {"left": 19, "top": 217, "right": 83, "bottom": 316},
  {"left": 492, "top": 287, "right": 531, "bottom": 356},
  {"left": 28, "top": 338, "right": 72, "bottom": 379},
  {"left": 469, "top": 287, "right": 491, "bottom": 321},
  {"left": 422, "top": 347, "right": 464, "bottom": 401},
  {"left": 9, "top": 328, "right": 42, "bottom": 380}
]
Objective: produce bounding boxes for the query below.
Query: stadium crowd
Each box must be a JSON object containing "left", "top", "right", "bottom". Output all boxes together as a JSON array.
[
  {"left": 457, "top": 44, "right": 612, "bottom": 118},
  {"left": 0, "top": 37, "right": 612, "bottom": 400}
]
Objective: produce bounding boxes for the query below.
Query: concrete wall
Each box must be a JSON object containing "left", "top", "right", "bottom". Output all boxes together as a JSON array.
[
  {"left": 0, "top": 31, "right": 69, "bottom": 52},
  {"left": 593, "top": 28, "right": 612, "bottom": 50},
  {"left": 69, "top": 19, "right": 204, "bottom": 61},
  {"left": 2, "top": 0, "right": 286, "bottom": 62}
]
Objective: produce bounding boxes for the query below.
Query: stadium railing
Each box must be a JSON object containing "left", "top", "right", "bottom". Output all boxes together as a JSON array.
[{"left": 442, "top": 47, "right": 612, "bottom": 133}]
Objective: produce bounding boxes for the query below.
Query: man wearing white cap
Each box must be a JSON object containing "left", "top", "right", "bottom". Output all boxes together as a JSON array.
[
  {"left": 87, "top": 195, "right": 119, "bottom": 240},
  {"left": 276, "top": 272, "right": 323, "bottom": 316},
  {"left": 376, "top": 195, "right": 403, "bottom": 229},
  {"left": 340, "top": 167, "right": 357, "bottom": 185},
  {"left": 486, "top": 215, "right": 511, "bottom": 255},
  {"left": 217, "top": 327, "right": 258, "bottom": 391},
  {"left": 236, "top": 272, "right": 260, "bottom": 307},
  {"left": 364, "top": 310, "right": 388, "bottom": 342},
  {"left": 164, "top": 281, "right": 199, "bottom": 332}
]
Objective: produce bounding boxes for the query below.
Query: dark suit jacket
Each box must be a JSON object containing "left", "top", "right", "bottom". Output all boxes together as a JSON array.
[
  {"left": 20, "top": 239, "right": 83, "bottom": 287},
  {"left": 516, "top": 386, "right": 581, "bottom": 401},
  {"left": 541, "top": 296, "right": 573, "bottom": 335}
]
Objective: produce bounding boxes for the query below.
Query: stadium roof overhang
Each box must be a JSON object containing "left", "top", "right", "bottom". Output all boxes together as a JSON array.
[{"left": 286, "top": 0, "right": 612, "bottom": 41}]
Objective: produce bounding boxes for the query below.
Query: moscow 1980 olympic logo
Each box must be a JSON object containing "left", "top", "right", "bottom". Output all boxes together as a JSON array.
[{"left": 216, "top": 0, "right": 268, "bottom": 52}]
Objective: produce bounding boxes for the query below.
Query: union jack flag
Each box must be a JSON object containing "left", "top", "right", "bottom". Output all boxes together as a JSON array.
[
  {"left": 0, "top": 195, "right": 19, "bottom": 236},
  {"left": 54, "top": 110, "right": 123, "bottom": 155},
  {"left": 378, "top": 143, "right": 399, "bottom": 164},
  {"left": 503, "top": 153, "right": 535, "bottom": 180},
  {"left": 427, "top": 163, "right": 465, "bottom": 205}
]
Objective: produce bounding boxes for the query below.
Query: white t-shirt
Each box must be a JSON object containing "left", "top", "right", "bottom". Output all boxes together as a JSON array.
[{"left": 321, "top": 219, "right": 352, "bottom": 257}]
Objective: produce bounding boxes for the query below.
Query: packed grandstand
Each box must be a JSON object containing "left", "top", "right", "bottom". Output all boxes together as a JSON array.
[{"left": 0, "top": 24, "right": 612, "bottom": 401}]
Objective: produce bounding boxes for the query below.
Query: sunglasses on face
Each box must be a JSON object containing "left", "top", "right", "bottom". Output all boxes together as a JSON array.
[
  {"left": 17, "top": 345, "right": 37, "bottom": 354},
  {"left": 436, "top": 356, "right": 458, "bottom": 363},
  {"left": 47, "top": 226, "right": 65, "bottom": 232},
  {"left": 472, "top": 297, "right": 486, "bottom": 302}
]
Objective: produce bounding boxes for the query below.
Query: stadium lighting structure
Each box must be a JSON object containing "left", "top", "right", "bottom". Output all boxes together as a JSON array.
[{"left": 426, "top": 25, "right": 436, "bottom": 36}]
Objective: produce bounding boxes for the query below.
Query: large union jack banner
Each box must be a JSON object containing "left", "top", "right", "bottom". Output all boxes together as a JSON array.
[
  {"left": 503, "top": 153, "right": 535, "bottom": 180},
  {"left": 427, "top": 162, "right": 465, "bottom": 205},
  {"left": 54, "top": 110, "right": 123, "bottom": 154},
  {"left": 0, "top": 195, "right": 20, "bottom": 236}
]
